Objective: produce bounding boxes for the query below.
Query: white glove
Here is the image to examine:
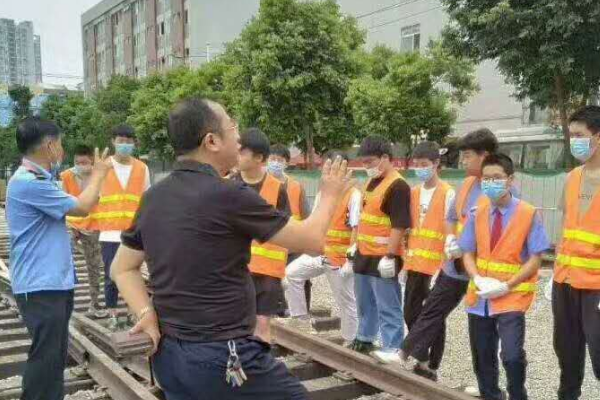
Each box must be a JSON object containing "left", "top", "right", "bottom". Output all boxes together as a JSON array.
[
  {"left": 473, "top": 275, "right": 499, "bottom": 292},
  {"left": 544, "top": 275, "right": 553, "bottom": 301},
  {"left": 346, "top": 244, "right": 357, "bottom": 259},
  {"left": 281, "top": 277, "right": 289, "bottom": 291},
  {"left": 378, "top": 256, "right": 396, "bottom": 279},
  {"left": 477, "top": 278, "right": 510, "bottom": 299},
  {"left": 444, "top": 234, "right": 463, "bottom": 260},
  {"left": 340, "top": 260, "right": 354, "bottom": 278}
]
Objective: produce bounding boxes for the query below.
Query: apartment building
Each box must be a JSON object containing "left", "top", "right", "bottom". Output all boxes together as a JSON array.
[{"left": 0, "top": 19, "right": 42, "bottom": 86}]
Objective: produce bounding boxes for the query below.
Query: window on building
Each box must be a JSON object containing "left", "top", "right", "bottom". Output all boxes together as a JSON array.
[
  {"left": 160, "top": 22, "right": 165, "bottom": 36},
  {"left": 185, "top": 47, "right": 190, "bottom": 57},
  {"left": 400, "top": 24, "right": 421, "bottom": 53},
  {"left": 185, "top": 10, "right": 189, "bottom": 24}
]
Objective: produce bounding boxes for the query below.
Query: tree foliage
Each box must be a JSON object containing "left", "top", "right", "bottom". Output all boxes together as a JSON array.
[
  {"left": 346, "top": 43, "right": 478, "bottom": 149},
  {"left": 39, "top": 94, "right": 108, "bottom": 160},
  {"left": 128, "top": 64, "right": 226, "bottom": 160},
  {"left": 222, "top": 0, "right": 366, "bottom": 167},
  {"left": 8, "top": 86, "right": 33, "bottom": 120},
  {"left": 95, "top": 75, "right": 140, "bottom": 126},
  {"left": 440, "top": 0, "right": 600, "bottom": 166}
]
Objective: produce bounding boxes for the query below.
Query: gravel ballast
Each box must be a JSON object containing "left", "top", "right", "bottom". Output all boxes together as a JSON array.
[{"left": 306, "top": 270, "right": 597, "bottom": 400}]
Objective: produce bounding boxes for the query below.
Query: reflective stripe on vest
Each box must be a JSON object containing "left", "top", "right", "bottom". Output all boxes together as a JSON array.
[
  {"left": 248, "top": 174, "right": 289, "bottom": 278},
  {"left": 324, "top": 188, "right": 355, "bottom": 267},
  {"left": 554, "top": 166, "right": 600, "bottom": 290},
  {"left": 357, "top": 171, "right": 404, "bottom": 257},
  {"left": 250, "top": 246, "right": 287, "bottom": 261},
  {"left": 61, "top": 169, "right": 94, "bottom": 231},
  {"left": 94, "top": 158, "right": 146, "bottom": 232},
  {"left": 404, "top": 181, "right": 450, "bottom": 275},
  {"left": 465, "top": 199, "right": 538, "bottom": 314}
]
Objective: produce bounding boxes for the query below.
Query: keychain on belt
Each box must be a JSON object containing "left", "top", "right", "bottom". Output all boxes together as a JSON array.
[{"left": 225, "top": 340, "right": 247, "bottom": 387}]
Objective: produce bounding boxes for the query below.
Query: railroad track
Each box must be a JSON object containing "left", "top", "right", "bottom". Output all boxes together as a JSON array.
[{"left": 0, "top": 208, "right": 474, "bottom": 400}]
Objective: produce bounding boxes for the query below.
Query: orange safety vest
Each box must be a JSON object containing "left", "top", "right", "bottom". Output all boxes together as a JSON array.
[
  {"left": 286, "top": 177, "right": 303, "bottom": 221},
  {"left": 92, "top": 158, "right": 147, "bottom": 232},
  {"left": 465, "top": 200, "right": 538, "bottom": 314},
  {"left": 455, "top": 176, "right": 479, "bottom": 237},
  {"left": 554, "top": 167, "right": 600, "bottom": 290},
  {"left": 324, "top": 188, "right": 357, "bottom": 268},
  {"left": 61, "top": 169, "right": 94, "bottom": 231},
  {"left": 249, "top": 174, "right": 289, "bottom": 278},
  {"left": 404, "top": 181, "right": 451, "bottom": 276},
  {"left": 357, "top": 170, "right": 405, "bottom": 257}
]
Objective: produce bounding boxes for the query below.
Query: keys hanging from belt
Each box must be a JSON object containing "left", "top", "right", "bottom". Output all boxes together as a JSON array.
[{"left": 225, "top": 340, "right": 247, "bottom": 388}]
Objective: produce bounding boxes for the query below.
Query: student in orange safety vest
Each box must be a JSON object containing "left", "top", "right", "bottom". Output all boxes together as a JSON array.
[
  {"left": 283, "top": 150, "right": 360, "bottom": 344},
  {"left": 351, "top": 135, "right": 411, "bottom": 356},
  {"left": 96, "top": 124, "right": 150, "bottom": 331},
  {"left": 372, "top": 141, "right": 455, "bottom": 377},
  {"left": 460, "top": 153, "right": 549, "bottom": 400},
  {"left": 267, "top": 143, "right": 312, "bottom": 316},
  {"left": 61, "top": 144, "right": 108, "bottom": 319},
  {"left": 553, "top": 105, "right": 600, "bottom": 400},
  {"left": 232, "top": 129, "right": 290, "bottom": 343}
]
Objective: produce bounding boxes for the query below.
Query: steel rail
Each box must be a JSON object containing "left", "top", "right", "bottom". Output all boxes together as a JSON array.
[{"left": 271, "top": 320, "right": 474, "bottom": 400}]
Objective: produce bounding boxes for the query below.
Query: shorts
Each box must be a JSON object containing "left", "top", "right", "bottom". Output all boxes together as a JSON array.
[{"left": 251, "top": 274, "right": 285, "bottom": 316}]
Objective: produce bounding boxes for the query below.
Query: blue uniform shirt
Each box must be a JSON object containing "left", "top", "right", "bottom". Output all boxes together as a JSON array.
[
  {"left": 445, "top": 179, "right": 519, "bottom": 281},
  {"left": 6, "top": 159, "right": 78, "bottom": 294},
  {"left": 458, "top": 196, "right": 550, "bottom": 316}
]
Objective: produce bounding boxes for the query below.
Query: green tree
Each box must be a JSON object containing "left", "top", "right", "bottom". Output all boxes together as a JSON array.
[
  {"left": 346, "top": 43, "right": 477, "bottom": 150},
  {"left": 8, "top": 86, "right": 33, "bottom": 120},
  {"left": 95, "top": 75, "right": 140, "bottom": 126},
  {"left": 128, "top": 64, "right": 226, "bottom": 160},
  {"left": 39, "top": 94, "right": 108, "bottom": 161},
  {"left": 0, "top": 124, "right": 20, "bottom": 171},
  {"left": 223, "top": 0, "right": 365, "bottom": 168},
  {"left": 440, "top": 0, "right": 600, "bottom": 167}
]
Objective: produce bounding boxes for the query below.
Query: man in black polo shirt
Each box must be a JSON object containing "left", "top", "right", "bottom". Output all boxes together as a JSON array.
[{"left": 110, "top": 97, "right": 352, "bottom": 400}]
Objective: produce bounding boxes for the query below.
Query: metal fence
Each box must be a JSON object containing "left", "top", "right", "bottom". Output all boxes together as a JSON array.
[{"left": 287, "top": 170, "right": 565, "bottom": 246}]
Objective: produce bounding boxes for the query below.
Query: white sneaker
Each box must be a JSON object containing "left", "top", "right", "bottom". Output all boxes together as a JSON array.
[{"left": 370, "top": 350, "right": 402, "bottom": 365}]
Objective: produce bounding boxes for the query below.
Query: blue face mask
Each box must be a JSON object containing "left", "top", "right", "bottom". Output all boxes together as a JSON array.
[
  {"left": 481, "top": 179, "right": 508, "bottom": 202},
  {"left": 115, "top": 143, "right": 135, "bottom": 156},
  {"left": 570, "top": 137, "right": 593, "bottom": 162},
  {"left": 414, "top": 166, "right": 434, "bottom": 182},
  {"left": 266, "top": 161, "right": 286, "bottom": 178}
]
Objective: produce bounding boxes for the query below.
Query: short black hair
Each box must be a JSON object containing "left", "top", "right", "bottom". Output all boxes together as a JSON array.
[
  {"left": 569, "top": 105, "right": 600, "bottom": 135},
  {"left": 357, "top": 135, "right": 393, "bottom": 159},
  {"left": 112, "top": 124, "right": 136, "bottom": 139},
  {"left": 324, "top": 150, "right": 349, "bottom": 162},
  {"left": 412, "top": 141, "right": 440, "bottom": 162},
  {"left": 481, "top": 153, "right": 515, "bottom": 176},
  {"left": 240, "top": 128, "right": 270, "bottom": 162},
  {"left": 168, "top": 97, "right": 222, "bottom": 156},
  {"left": 16, "top": 116, "right": 61, "bottom": 155},
  {"left": 270, "top": 143, "right": 291, "bottom": 162},
  {"left": 73, "top": 144, "right": 94, "bottom": 158},
  {"left": 458, "top": 128, "right": 498, "bottom": 154}
]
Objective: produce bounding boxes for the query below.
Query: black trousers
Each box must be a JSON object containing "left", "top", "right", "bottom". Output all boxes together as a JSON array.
[
  {"left": 552, "top": 281, "right": 600, "bottom": 400},
  {"left": 469, "top": 311, "right": 527, "bottom": 400},
  {"left": 15, "top": 290, "right": 74, "bottom": 400},
  {"left": 101, "top": 241, "right": 120, "bottom": 309},
  {"left": 401, "top": 270, "right": 468, "bottom": 370}
]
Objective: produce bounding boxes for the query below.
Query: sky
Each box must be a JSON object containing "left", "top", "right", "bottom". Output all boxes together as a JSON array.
[{"left": 3, "top": 0, "right": 100, "bottom": 87}]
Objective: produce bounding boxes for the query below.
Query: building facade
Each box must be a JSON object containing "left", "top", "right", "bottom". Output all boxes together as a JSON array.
[
  {"left": 81, "top": 0, "right": 538, "bottom": 134},
  {"left": 0, "top": 19, "right": 42, "bottom": 86}
]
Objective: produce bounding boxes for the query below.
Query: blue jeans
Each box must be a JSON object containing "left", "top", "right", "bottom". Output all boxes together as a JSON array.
[
  {"left": 15, "top": 290, "right": 74, "bottom": 400},
  {"left": 354, "top": 273, "right": 404, "bottom": 352},
  {"left": 100, "top": 241, "right": 120, "bottom": 308},
  {"left": 153, "top": 335, "right": 308, "bottom": 400}
]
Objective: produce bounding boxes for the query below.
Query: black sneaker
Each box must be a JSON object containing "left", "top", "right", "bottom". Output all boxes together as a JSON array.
[
  {"left": 413, "top": 364, "right": 438, "bottom": 382},
  {"left": 349, "top": 339, "right": 375, "bottom": 354}
]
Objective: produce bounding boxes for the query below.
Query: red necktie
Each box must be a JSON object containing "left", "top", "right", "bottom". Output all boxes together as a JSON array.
[{"left": 490, "top": 209, "right": 503, "bottom": 251}]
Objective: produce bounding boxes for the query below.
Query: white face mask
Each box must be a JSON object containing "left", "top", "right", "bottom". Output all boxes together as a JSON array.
[{"left": 366, "top": 159, "right": 383, "bottom": 179}]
